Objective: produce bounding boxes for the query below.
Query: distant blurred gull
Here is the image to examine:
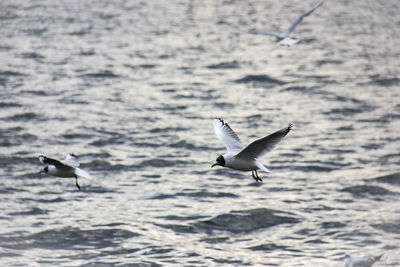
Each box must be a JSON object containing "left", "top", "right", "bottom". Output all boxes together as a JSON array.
[
  {"left": 39, "top": 154, "right": 91, "bottom": 190},
  {"left": 344, "top": 253, "right": 383, "bottom": 267},
  {"left": 212, "top": 118, "right": 292, "bottom": 182},
  {"left": 249, "top": 0, "right": 324, "bottom": 46}
]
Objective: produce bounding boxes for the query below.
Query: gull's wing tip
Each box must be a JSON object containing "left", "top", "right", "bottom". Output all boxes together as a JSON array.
[
  {"left": 285, "top": 123, "right": 294, "bottom": 135},
  {"left": 214, "top": 117, "right": 226, "bottom": 125}
]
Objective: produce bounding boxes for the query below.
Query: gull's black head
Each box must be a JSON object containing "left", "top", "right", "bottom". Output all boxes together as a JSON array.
[{"left": 211, "top": 155, "right": 225, "bottom": 168}]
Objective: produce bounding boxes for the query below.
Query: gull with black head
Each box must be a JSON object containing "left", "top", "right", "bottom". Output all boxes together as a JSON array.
[
  {"left": 212, "top": 118, "right": 292, "bottom": 182},
  {"left": 38, "top": 154, "right": 91, "bottom": 190}
]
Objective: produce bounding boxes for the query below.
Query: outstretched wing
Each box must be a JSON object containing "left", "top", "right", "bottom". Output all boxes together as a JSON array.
[
  {"left": 213, "top": 118, "right": 243, "bottom": 153},
  {"left": 61, "top": 153, "right": 80, "bottom": 168},
  {"left": 38, "top": 155, "right": 65, "bottom": 168},
  {"left": 236, "top": 123, "right": 293, "bottom": 160},
  {"left": 284, "top": 0, "right": 324, "bottom": 36},
  {"left": 248, "top": 29, "right": 282, "bottom": 38}
]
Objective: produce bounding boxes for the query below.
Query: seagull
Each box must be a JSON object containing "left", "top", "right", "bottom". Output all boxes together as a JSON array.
[
  {"left": 38, "top": 154, "right": 91, "bottom": 190},
  {"left": 211, "top": 118, "right": 292, "bottom": 182},
  {"left": 344, "top": 253, "right": 383, "bottom": 267},
  {"left": 249, "top": 0, "right": 324, "bottom": 46}
]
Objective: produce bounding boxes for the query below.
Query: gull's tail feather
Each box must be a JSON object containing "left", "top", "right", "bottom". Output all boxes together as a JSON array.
[
  {"left": 256, "top": 162, "right": 270, "bottom": 173},
  {"left": 74, "top": 168, "right": 92, "bottom": 179}
]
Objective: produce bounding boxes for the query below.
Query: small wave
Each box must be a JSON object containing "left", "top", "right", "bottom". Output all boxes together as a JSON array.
[
  {"left": 0, "top": 133, "right": 37, "bottom": 147},
  {"left": 4, "top": 112, "right": 42, "bottom": 122},
  {"left": 361, "top": 143, "right": 384, "bottom": 150},
  {"left": 369, "top": 173, "right": 400, "bottom": 185},
  {"left": 142, "top": 246, "right": 174, "bottom": 255},
  {"left": 20, "top": 197, "right": 67, "bottom": 203},
  {"left": 0, "top": 187, "right": 27, "bottom": 194},
  {"left": 0, "top": 155, "right": 36, "bottom": 167},
  {"left": 92, "top": 222, "right": 127, "bottom": 227},
  {"left": 367, "top": 75, "right": 400, "bottom": 87},
  {"left": 320, "top": 221, "right": 346, "bottom": 229},
  {"left": 149, "top": 127, "right": 188, "bottom": 133},
  {"left": 21, "top": 90, "right": 48, "bottom": 96},
  {"left": 201, "top": 236, "right": 230, "bottom": 244},
  {"left": 290, "top": 165, "right": 338, "bottom": 172},
  {"left": 336, "top": 125, "right": 354, "bottom": 131},
  {"left": 138, "top": 159, "right": 190, "bottom": 168},
  {"left": 169, "top": 140, "right": 214, "bottom": 151},
  {"left": 68, "top": 28, "right": 92, "bottom": 36},
  {"left": 79, "top": 49, "right": 95, "bottom": 56},
  {"left": 248, "top": 243, "right": 287, "bottom": 251},
  {"left": 37, "top": 197, "right": 67, "bottom": 203},
  {"left": 234, "top": 74, "right": 285, "bottom": 85},
  {"left": 9, "top": 207, "right": 49, "bottom": 216},
  {"left": 159, "top": 215, "right": 207, "bottom": 221},
  {"left": 0, "top": 102, "right": 22, "bottom": 108},
  {"left": 315, "top": 59, "right": 343, "bottom": 66},
  {"left": 206, "top": 61, "right": 239, "bottom": 69},
  {"left": 182, "top": 191, "right": 239, "bottom": 199},
  {"left": 150, "top": 191, "right": 239, "bottom": 200},
  {"left": 323, "top": 106, "right": 375, "bottom": 117},
  {"left": 372, "top": 221, "right": 400, "bottom": 235},
  {"left": 341, "top": 185, "right": 395, "bottom": 197},
  {"left": 90, "top": 136, "right": 126, "bottom": 147},
  {"left": 0, "top": 70, "right": 26, "bottom": 76},
  {"left": 79, "top": 71, "right": 119, "bottom": 79},
  {"left": 84, "top": 160, "right": 130, "bottom": 172},
  {"left": 195, "top": 208, "right": 300, "bottom": 233},
  {"left": 156, "top": 223, "right": 197, "bottom": 234},
  {"left": 281, "top": 86, "right": 308, "bottom": 92},
  {"left": 61, "top": 133, "right": 93, "bottom": 140},
  {"left": 213, "top": 102, "right": 234, "bottom": 109},
  {"left": 125, "top": 63, "right": 157, "bottom": 69},
  {"left": 20, "top": 52, "right": 44, "bottom": 60},
  {"left": 5, "top": 227, "right": 140, "bottom": 250}
]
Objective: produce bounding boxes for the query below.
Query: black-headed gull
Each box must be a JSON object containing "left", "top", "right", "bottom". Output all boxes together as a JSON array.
[
  {"left": 39, "top": 154, "right": 91, "bottom": 190},
  {"left": 211, "top": 118, "right": 292, "bottom": 182},
  {"left": 249, "top": 0, "right": 324, "bottom": 46},
  {"left": 344, "top": 253, "right": 383, "bottom": 267}
]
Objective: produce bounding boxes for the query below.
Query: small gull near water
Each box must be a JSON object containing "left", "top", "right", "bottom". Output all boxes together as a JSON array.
[
  {"left": 249, "top": 0, "right": 324, "bottom": 46},
  {"left": 212, "top": 118, "right": 292, "bottom": 182},
  {"left": 39, "top": 153, "right": 92, "bottom": 190}
]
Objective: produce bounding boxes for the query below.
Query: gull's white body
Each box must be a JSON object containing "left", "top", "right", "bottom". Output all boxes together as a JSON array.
[
  {"left": 344, "top": 254, "right": 383, "bottom": 267},
  {"left": 212, "top": 118, "right": 292, "bottom": 181},
  {"left": 249, "top": 0, "right": 323, "bottom": 46},
  {"left": 222, "top": 153, "right": 262, "bottom": 172},
  {"left": 46, "top": 165, "right": 75, "bottom": 178},
  {"left": 278, "top": 38, "right": 300, "bottom": 46}
]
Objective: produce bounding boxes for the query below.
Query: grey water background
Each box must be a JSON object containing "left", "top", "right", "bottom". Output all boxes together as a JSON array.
[{"left": 0, "top": 0, "right": 399, "bottom": 266}]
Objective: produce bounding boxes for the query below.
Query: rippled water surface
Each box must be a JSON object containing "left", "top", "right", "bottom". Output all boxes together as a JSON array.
[{"left": 1, "top": 0, "right": 400, "bottom": 266}]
